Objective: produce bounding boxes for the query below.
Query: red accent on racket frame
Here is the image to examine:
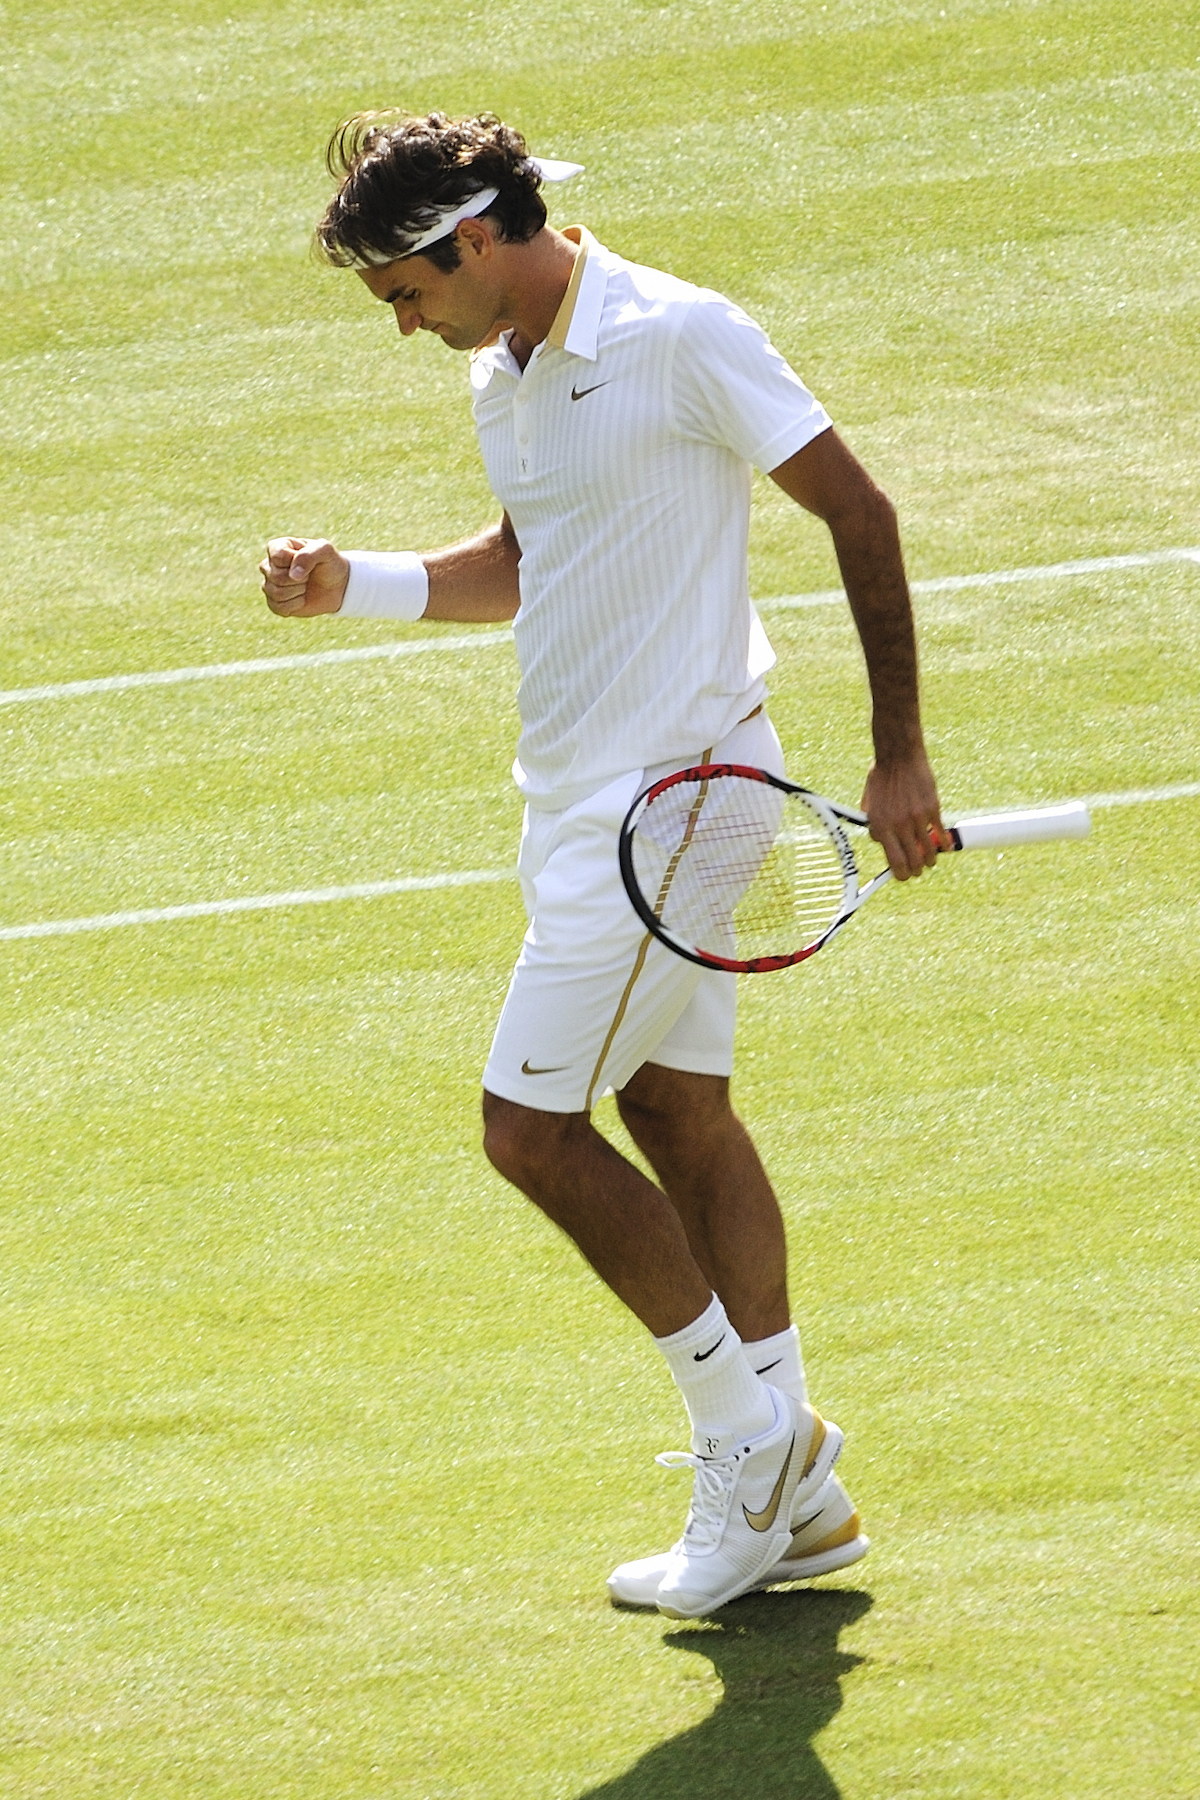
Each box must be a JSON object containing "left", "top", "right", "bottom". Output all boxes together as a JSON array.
[{"left": 622, "top": 763, "right": 857, "bottom": 973}]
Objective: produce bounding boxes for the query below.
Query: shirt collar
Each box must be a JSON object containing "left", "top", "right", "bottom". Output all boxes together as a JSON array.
[
  {"left": 543, "top": 226, "right": 606, "bottom": 362},
  {"left": 471, "top": 226, "right": 608, "bottom": 379}
]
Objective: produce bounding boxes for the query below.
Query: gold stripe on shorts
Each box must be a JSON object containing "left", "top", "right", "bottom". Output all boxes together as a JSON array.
[
  {"left": 584, "top": 931, "right": 653, "bottom": 1113},
  {"left": 583, "top": 746, "right": 715, "bottom": 1112}
]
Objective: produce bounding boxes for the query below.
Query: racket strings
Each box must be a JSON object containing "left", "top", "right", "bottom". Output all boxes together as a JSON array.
[{"left": 632, "top": 777, "right": 852, "bottom": 961}]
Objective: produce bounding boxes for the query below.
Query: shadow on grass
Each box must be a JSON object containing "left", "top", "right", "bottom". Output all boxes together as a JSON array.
[{"left": 580, "top": 1587, "right": 873, "bottom": 1800}]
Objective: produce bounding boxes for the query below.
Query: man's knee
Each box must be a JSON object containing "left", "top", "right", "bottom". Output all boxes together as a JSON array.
[
  {"left": 481, "top": 1090, "right": 526, "bottom": 1180},
  {"left": 616, "top": 1066, "right": 733, "bottom": 1143},
  {"left": 481, "top": 1089, "right": 587, "bottom": 1188}
]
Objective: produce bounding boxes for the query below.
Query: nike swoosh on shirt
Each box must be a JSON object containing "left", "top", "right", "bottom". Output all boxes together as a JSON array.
[
  {"left": 742, "top": 1434, "right": 795, "bottom": 1533},
  {"left": 521, "top": 1059, "right": 569, "bottom": 1075},
  {"left": 570, "top": 381, "right": 610, "bottom": 401}
]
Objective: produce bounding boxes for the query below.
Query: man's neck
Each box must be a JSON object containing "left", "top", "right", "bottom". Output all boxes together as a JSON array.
[{"left": 498, "top": 227, "right": 580, "bottom": 370}]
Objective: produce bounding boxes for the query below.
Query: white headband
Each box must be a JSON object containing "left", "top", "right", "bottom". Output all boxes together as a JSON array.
[{"left": 354, "top": 156, "right": 584, "bottom": 267}]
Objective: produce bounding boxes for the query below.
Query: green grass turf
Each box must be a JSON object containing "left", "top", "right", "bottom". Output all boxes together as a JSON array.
[{"left": 1, "top": 0, "right": 1198, "bottom": 1794}]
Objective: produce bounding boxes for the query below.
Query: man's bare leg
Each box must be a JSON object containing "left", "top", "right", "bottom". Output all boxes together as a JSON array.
[
  {"left": 483, "top": 1082, "right": 848, "bottom": 1616},
  {"left": 481, "top": 1091, "right": 715, "bottom": 1338},
  {"left": 482, "top": 1071, "right": 788, "bottom": 1339},
  {"left": 481, "top": 1087, "right": 783, "bottom": 1443},
  {"left": 615, "top": 1063, "right": 790, "bottom": 1343},
  {"left": 598, "top": 1064, "right": 866, "bottom": 1607}
]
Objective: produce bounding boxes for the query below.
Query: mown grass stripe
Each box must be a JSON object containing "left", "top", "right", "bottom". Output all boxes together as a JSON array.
[
  {"left": 1, "top": 548, "right": 1196, "bottom": 709},
  {"left": 3, "top": 781, "right": 1196, "bottom": 943}
]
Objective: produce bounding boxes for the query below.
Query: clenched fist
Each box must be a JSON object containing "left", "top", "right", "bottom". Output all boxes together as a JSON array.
[{"left": 260, "top": 537, "right": 350, "bottom": 616}]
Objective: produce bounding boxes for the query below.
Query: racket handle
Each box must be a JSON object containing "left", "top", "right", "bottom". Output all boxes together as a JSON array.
[{"left": 950, "top": 801, "right": 1091, "bottom": 850}]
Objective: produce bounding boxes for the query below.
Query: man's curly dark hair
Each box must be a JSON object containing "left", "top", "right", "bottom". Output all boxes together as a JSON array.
[{"left": 315, "top": 110, "right": 549, "bottom": 273}]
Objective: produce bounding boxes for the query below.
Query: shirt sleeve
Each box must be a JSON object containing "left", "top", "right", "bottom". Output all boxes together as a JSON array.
[{"left": 670, "top": 292, "right": 833, "bottom": 473}]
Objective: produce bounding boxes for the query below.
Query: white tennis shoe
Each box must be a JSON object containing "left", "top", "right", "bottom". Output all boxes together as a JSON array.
[
  {"left": 648, "top": 1388, "right": 844, "bottom": 1619},
  {"left": 606, "top": 1469, "right": 868, "bottom": 1608}
]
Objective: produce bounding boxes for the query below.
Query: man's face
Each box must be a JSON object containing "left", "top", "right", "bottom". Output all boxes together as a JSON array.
[{"left": 358, "top": 227, "right": 504, "bottom": 352}]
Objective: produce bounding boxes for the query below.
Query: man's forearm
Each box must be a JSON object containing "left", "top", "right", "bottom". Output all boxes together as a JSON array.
[
  {"left": 424, "top": 514, "right": 522, "bottom": 622},
  {"left": 262, "top": 511, "right": 522, "bottom": 621},
  {"left": 770, "top": 432, "right": 925, "bottom": 765},
  {"left": 829, "top": 489, "right": 926, "bottom": 766},
  {"left": 769, "top": 431, "right": 944, "bottom": 876}
]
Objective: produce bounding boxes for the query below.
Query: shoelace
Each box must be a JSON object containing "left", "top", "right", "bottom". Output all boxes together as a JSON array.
[{"left": 655, "top": 1449, "right": 741, "bottom": 1552}]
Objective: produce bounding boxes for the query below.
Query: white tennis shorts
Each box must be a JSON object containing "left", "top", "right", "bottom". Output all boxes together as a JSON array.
[{"left": 483, "top": 710, "right": 785, "bottom": 1113}]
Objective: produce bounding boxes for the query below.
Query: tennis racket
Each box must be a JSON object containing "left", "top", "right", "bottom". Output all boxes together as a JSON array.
[{"left": 618, "top": 763, "right": 1090, "bottom": 974}]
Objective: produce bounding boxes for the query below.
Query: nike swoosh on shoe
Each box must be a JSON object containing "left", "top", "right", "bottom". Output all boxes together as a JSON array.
[{"left": 742, "top": 1434, "right": 795, "bottom": 1532}]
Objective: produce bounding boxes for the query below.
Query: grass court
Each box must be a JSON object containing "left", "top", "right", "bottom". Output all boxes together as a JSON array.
[{"left": 1, "top": 0, "right": 1197, "bottom": 1793}]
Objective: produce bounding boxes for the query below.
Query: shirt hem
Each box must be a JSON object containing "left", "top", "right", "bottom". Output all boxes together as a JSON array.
[{"left": 514, "top": 680, "right": 771, "bottom": 813}]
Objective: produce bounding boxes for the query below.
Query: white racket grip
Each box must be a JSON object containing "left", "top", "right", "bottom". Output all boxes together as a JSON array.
[{"left": 951, "top": 801, "right": 1091, "bottom": 850}]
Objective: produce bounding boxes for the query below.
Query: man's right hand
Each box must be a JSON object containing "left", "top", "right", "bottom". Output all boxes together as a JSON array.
[{"left": 260, "top": 537, "right": 350, "bottom": 616}]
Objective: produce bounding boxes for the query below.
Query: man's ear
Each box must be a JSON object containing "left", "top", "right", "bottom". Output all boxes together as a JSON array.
[{"left": 455, "top": 217, "right": 495, "bottom": 261}]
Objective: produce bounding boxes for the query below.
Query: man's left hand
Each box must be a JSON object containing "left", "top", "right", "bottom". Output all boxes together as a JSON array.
[{"left": 861, "top": 753, "right": 950, "bottom": 881}]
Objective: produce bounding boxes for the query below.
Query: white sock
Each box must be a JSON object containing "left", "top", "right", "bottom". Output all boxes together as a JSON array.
[
  {"left": 742, "top": 1324, "right": 807, "bottom": 1405},
  {"left": 654, "top": 1295, "right": 776, "bottom": 1453}
]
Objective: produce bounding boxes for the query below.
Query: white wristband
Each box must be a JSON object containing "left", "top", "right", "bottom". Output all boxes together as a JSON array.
[{"left": 340, "top": 551, "right": 429, "bottom": 620}]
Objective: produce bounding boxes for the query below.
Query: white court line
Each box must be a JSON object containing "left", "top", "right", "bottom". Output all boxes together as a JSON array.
[
  {"left": 1084, "top": 780, "right": 1200, "bottom": 809},
  {"left": 1, "top": 546, "right": 1197, "bottom": 710},
  {"left": 0, "top": 868, "right": 513, "bottom": 942},
  {"left": 0, "top": 629, "right": 513, "bottom": 709},
  {"left": 2, "top": 781, "right": 1196, "bottom": 944},
  {"left": 766, "top": 545, "right": 1200, "bottom": 610}
]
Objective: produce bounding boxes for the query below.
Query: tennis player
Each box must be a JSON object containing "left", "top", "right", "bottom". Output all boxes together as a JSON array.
[{"left": 261, "top": 111, "right": 946, "bottom": 1618}]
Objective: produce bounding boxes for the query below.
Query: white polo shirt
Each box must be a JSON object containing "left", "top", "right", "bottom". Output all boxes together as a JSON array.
[{"left": 470, "top": 229, "right": 832, "bottom": 811}]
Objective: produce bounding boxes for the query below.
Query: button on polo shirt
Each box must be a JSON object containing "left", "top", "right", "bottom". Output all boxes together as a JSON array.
[{"left": 470, "top": 229, "right": 832, "bottom": 811}]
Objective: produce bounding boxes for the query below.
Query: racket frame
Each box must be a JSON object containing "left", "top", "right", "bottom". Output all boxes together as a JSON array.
[
  {"left": 620, "top": 765, "right": 1090, "bottom": 974},
  {"left": 618, "top": 762, "right": 888, "bottom": 974}
]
